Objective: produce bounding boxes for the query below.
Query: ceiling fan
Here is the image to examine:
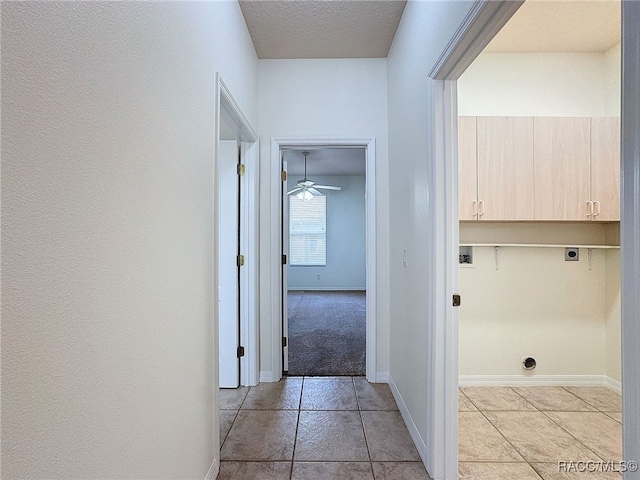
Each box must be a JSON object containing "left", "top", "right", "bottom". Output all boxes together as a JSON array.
[{"left": 287, "top": 151, "right": 342, "bottom": 200}]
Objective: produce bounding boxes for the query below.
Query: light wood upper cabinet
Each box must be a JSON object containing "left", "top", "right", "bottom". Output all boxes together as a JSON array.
[
  {"left": 477, "top": 117, "right": 534, "bottom": 220},
  {"left": 533, "top": 117, "right": 591, "bottom": 221},
  {"left": 590, "top": 117, "right": 620, "bottom": 221},
  {"left": 459, "top": 116, "right": 620, "bottom": 222},
  {"left": 458, "top": 116, "right": 478, "bottom": 220}
]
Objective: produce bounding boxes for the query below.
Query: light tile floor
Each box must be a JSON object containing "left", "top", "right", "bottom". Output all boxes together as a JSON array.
[
  {"left": 459, "top": 386, "right": 623, "bottom": 480},
  {"left": 218, "top": 376, "right": 432, "bottom": 480},
  {"left": 219, "top": 381, "right": 623, "bottom": 479}
]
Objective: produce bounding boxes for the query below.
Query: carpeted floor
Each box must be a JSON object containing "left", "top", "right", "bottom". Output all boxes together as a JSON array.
[{"left": 287, "top": 290, "right": 366, "bottom": 376}]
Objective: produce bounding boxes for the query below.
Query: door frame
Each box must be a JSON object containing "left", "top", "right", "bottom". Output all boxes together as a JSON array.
[
  {"left": 214, "top": 73, "right": 259, "bottom": 393},
  {"left": 620, "top": 2, "right": 640, "bottom": 472},
  {"left": 424, "top": 1, "right": 524, "bottom": 478},
  {"left": 270, "top": 137, "right": 377, "bottom": 382},
  {"left": 428, "top": 1, "right": 640, "bottom": 478}
]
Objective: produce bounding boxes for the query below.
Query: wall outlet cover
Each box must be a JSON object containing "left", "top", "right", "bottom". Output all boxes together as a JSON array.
[{"left": 565, "top": 248, "right": 579, "bottom": 261}]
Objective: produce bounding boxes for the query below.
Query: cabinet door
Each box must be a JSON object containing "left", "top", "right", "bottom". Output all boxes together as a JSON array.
[
  {"left": 477, "top": 116, "right": 534, "bottom": 220},
  {"left": 590, "top": 117, "right": 620, "bottom": 221},
  {"left": 534, "top": 117, "right": 591, "bottom": 220},
  {"left": 458, "top": 116, "right": 478, "bottom": 220}
]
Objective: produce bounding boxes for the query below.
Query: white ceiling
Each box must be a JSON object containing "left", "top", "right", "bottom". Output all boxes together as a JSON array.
[
  {"left": 239, "top": 0, "right": 619, "bottom": 59},
  {"left": 238, "top": 0, "right": 406, "bottom": 59},
  {"left": 284, "top": 147, "right": 366, "bottom": 176},
  {"left": 485, "top": 0, "right": 620, "bottom": 53}
]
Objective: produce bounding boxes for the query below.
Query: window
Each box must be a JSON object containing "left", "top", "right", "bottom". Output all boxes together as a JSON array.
[{"left": 289, "top": 195, "right": 326, "bottom": 266}]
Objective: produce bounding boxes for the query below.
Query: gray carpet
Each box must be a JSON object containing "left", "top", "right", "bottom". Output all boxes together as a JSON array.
[{"left": 287, "top": 290, "right": 366, "bottom": 376}]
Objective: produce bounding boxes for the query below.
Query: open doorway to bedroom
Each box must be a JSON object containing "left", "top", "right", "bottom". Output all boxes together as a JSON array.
[{"left": 283, "top": 147, "right": 367, "bottom": 376}]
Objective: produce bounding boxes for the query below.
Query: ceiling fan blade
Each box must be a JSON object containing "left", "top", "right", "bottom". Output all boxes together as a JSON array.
[
  {"left": 313, "top": 185, "right": 342, "bottom": 191},
  {"left": 307, "top": 188, "right": 323, "bottom": 196},
  {"left": 287, "top": 187, "right": 303, "bottom": 195}
]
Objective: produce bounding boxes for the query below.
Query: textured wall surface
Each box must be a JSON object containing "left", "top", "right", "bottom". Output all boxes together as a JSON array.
[
  {"left": 1, "top": 2, "right": 257, "bottom": 478},
  {"left": 257, "top": 58, "right": 390, "bottom": 381},
  {"left": 386, "top": 0, "right": 474, "bottom": 476}
]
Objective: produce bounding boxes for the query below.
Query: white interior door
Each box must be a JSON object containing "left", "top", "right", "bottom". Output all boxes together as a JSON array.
[{"left": 219, "top": 140, "right": 240, "bottom": 388}]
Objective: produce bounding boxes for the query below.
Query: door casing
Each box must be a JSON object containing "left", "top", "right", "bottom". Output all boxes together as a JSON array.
[{"left": 270, "top": 137, "right": 378, "bottom": 383}]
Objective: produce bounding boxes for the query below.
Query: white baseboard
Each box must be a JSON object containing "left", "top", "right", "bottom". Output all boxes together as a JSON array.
[
  {"left": 287, "top": 287, "right": 366, "bottom": 291},
  {"left": 459, "top": 374, "right": 621, "bottom": 391},
  {"left": 605, "top": 376, "right": 622, "bottom": 394},
  {"left": 374, "top": 371, "right": 389, "bottom": 383},
  {"left": 388, "top": 375, "right": 429, "bottom": 468},
  {"left": 204, "top": 458, "right": 219, "bottom": 480}
]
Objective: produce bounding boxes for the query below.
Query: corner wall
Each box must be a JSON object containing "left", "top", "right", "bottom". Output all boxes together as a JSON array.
[
  {"left": 257, "top": 58, "right": 390, "bottom": 381},
  {"left": 386, "top": 0, "right": 475, "bottom": 476},
  {"left": 1, "top": 2, "right": 257, "bottom": 478}
]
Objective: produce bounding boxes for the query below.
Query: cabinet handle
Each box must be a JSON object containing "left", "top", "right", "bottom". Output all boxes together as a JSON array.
[
  {"left": 472, "top": 201, "right": 478, "bottom": 219},
  {"left": 594, "top": 201, "right": 601, "bottom": 217},
  {"left": 587, "top": 201, "right": 593, "bottom": 217},
  {"left": 479, "top": 200, "right": 485, "bottom": 217}
]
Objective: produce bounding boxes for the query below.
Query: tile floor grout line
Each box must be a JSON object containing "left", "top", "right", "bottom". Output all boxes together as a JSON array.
[
  {"left": 357, "top": 398, "right": 376, "bottom": 478},
  {"left": 537, "top": 409, "right": 609, "bottom": 463},
  {"left": 509, "top": 386, "right": 547, "bottom": 411},
  {"left": 474, "top": 407, "right": 531, "bottom": 465},
  {"left": 470, "top": 405, "right": 545, "bottom": 480},
  {"left": 288, "top": 377, "right": 305, "bottom": 479},
  {"left": 558, "top": 386, "right": 615, "bottom": 412}
]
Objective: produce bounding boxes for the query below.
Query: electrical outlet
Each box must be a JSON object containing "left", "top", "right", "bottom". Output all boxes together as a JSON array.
[
  {"left": 403, "top": 248, "right": 408, "bottom": 267},
  {"left": 565, "top": 248, "right": 579, "bottom": 261}
]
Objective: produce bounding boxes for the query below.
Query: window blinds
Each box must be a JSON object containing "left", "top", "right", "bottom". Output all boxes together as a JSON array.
[{"left": 289, "top": 195, "right": 326, "bottom": 266}]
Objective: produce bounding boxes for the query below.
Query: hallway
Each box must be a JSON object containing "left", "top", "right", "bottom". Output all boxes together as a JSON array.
[{"left": 218, "top": 377, "right": 431, "bottom": 479}]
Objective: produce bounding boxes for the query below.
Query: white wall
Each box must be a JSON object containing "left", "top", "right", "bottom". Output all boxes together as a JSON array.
[
  {"left": 604, "top": 43, "right": 622, "bottom": 116},
  {"left": 458, "top": 52, "right": 617, "bottom": 116},
  {"left": 258, "top": 58, "right": 390, "bottom": 381},
  {"left": 287, "top": 174, "right": 366, "bottom": 291},
  {"left": 605, "top": 249, "right": 622, "bottom": 383},
  {"left": 459, "top": 245, "right": 607, "bottom": 377},
  {"left": 1, "top": 2, "right": 257, "bottom": 478},
  {"left": 386, "top": 0, "right": 475, "bottom": 476}
]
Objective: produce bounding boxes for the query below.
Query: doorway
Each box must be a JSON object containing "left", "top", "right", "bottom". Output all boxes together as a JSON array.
[
  {"left": 270, "top": 137, "right": 378, "bottom": 382},
  {"left": 454, "top": 4, "right": 623, "bottom": 478},
  {"left": 282, "top": 147, "right": 367, "bottom": 376},
  {"left": 215, "top": 74, "right": 259, "bottom": 391}
]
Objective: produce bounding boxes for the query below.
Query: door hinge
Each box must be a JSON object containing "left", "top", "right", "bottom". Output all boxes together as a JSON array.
[
  {"left": 237, "top": 254, "right": 245, "bottom": 267},
  {"left": 237, "top": 346, "right": 245, "bottom": 358},
  {"left": 282, "top": 254, "right": 287, "bottom": 265},
  {"left": 281, "top": 170, "right": 287, "bottom": 182},
  {"left": 282, "top": 337, "right": 287, "bottom": 347},
  {"left": 453, "top": 294, "right": 461, "bottom": 307},
  {"left": 237, "top": 164, "right": 245, "bottom": 176}
]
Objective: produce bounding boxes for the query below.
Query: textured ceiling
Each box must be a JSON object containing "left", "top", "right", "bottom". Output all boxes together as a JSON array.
[
  {"left": 485, "top": 0, "right": 620, "bottom": 53},
  {"left": 284, "top": 147, "right": 366, "bottom": 176},
  {"left": 240, "top": 0, "right": 619, "bottom": 59},
  {"left": 238, "top": 0, "right": 406, "bottom": 59}
]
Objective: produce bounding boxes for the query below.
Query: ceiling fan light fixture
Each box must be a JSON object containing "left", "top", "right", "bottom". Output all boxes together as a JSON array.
[
  {"left": 296, "top": 189, "right": 315, "bottom": 201},
  {"left": 287, "top": 150, "right": 341, "bottom": 198}
]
